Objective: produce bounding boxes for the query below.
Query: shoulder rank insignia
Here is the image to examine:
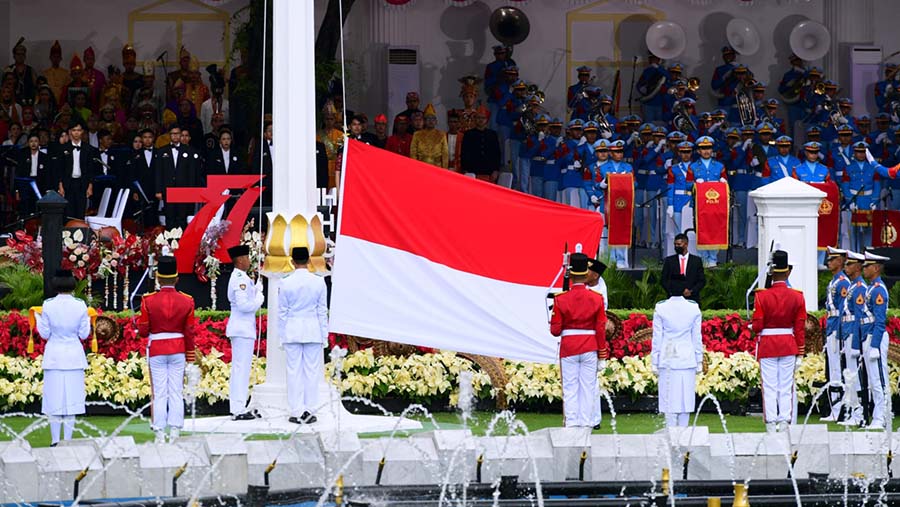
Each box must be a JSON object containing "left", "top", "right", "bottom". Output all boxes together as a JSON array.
[
  {"left": 840, "top": 287, "right": 848, "bottom": 298},
  {"left": 856, "top": 294, "right": 865, "bottom": 305},
  {"left": 876, "top": 293, "right": 885, "bottom": 306},
  {"left": 179, "top": 291, "right": 194, "bottom": 299},
  {"left": 239, "top": 284, "right": 247, "bottom": 290}
]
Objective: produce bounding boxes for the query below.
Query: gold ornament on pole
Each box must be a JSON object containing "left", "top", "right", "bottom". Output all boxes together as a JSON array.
[{"left": 263, "top": 212, "right": 328, "bottom": 274}]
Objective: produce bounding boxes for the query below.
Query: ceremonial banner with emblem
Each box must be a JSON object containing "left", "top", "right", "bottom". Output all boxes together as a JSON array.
[
  {"left": 331, "top": 140, "right": 604, "bottom": 363},
  {"left": 807, "top": 182, "right": 840, "bottom": 251},
  {"left": 693, "top": 181, "right": 729, "bottom": 250},
  {"left": 606, "top": 173, "right": 634, "bottom": 247},
  {"left": 872, "top": 210, "right": 900, "bottom": 247}
]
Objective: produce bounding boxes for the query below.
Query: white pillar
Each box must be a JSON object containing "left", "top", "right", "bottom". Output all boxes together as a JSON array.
[
  {"left": 823, "top": 0, "right": 873, "bottom": 87},
  {"left": 250, "top": 0, "right": 318, "bottom": 412},
  {"left": 750, "top": 178, "right": 826, "bottom": 312}
]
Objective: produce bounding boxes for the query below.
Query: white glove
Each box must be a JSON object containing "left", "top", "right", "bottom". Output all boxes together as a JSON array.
[
  {"left": 709, "top": 120, "right": 723, "bottom": 133},
  {"left": 866, "top": 148, "right": 876, "bottom": 163},
  {"left": 601, "top": 131, "right": 613, "bottom": 139},
  {"left": 590, "top": 195, "right": 600, "bottom": 205},
  {"left": 667, "top": 205, "right": 674, "bottom": 218},
  {"left": 870, "top": 202, "right": 877, "bottom": 211},
  {"left": 750, "top": 157, "right": 760, "bottom": 167},
  {"left": 664, "top": 159, "right": 673, "bottom": 170},
  {"left": 817, "top": 152, "right": 825, "bottom": 161},
  {"left": 868, "top": 348, "right": 881, "bottom": 360},
  {"left": 538, "top": 131, "right": 546, "bottom": 141},
  {"left": 599, "top": 179, "right": 608, "bottom": 189},
  {"left": 629, "top": 131, "right": 640, "bottom": 143},
  {"left": 598, "top": 360, "right": 608, "bottom": 371},
  {"left": 654, "top": 142, "right": 664, "bottom": 153},
  {"left": 876, "top": 132, "right": 888, "bottom": 144},
  {"left": 561, "top": 167, "right": 569, "bottom": 174},
  {"left": 573, "top": 160, "right": 582, "bottom": 169},
  {"left": 849, "top": 348, "right": 861, "bottom": 360},
  {"left": 695, "top": 178, "right": 706, "bottom": 184},
  {"left": 742, "top": 139, "right": 753, "bottom": 150},
  {"left": 849, "top": 202, "right": 858, "bottom": 212},
  {"left": 647, "top": 140, "right": 656, "bottom": 149},
  {"left": 719, "top": 177, "right": 728, "bottom": 183}
]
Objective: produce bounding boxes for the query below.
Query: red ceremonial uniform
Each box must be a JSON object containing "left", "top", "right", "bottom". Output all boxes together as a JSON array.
[
  {"left": 550, "top": 284, "right": 609, "bottom": 358},
  {"left": 751, "top": 281, "right": 806, "bottom": 359},
  {"left": 137, "top": 287, "right": 197, "bottom": 360}
]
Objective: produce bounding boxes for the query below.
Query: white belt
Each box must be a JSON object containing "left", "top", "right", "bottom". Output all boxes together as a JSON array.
[
  {"left": 674, "top": 189, "right": 691, "bottom": 195},
  {"left": 843, "top": 315, "right": 855, "bottom": 323},
  {"left": 857, "top": 190, "right": 873, "bottom": 196},
  {"left": 759, "top": 328, "right": 793, "bottom": 336},
  {"left": 637, "top": 169, "right": 651, "bottom": 174},
  {"left": 148, "top": 332, "right": 183, "bottom": 341},
  {"left": 827, "top": 310, "right": 840, "bottom": 317},
  {"left": 861, "top": 317, "right": 875, "bottom": 325},
  {"left": 561, "top": 329, "right": 595, "bottom": 337}
]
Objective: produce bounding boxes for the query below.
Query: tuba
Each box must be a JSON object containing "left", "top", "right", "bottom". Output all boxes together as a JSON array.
[
  {"left": 813, "top": 83, "right": 849, "bottom": 128},
  {"left": 672, "top": 99, "right": 697, "bottom": 134},
  {"left": 489, "top": 7, "right": 530, "bottom": 46},
  {"left": 736, "top": 82, "right": 758, "bottom": 128}
]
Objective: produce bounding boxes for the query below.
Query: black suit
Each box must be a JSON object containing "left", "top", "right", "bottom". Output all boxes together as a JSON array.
[
  {"left": 661, "top": 253, "right": 706, "bottom": 305},
  {"left": 58, "top": 141, "right": 99, "bottom": 219},
  {"left": 157, "top": 143, "right": 201, "bottom": 229},
  {"left": 15, "top": 149, "right": 51, "bottom": 215},
  {"left": 125, "top": 148, "right": 158, "bottom": 227},
  {"left": 316, "top": 141, "right": 328, "bottom": 188},
  {"left": 205, "top": 147, "right": 244, "bottom": 177},
  {"left": 252, "top": 140, "right": 273, "bottom": 206}
]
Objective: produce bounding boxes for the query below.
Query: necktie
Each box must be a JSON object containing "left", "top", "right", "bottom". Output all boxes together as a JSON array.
[{"left": 680, "top": 256, "right": 686, "bottom": 275}]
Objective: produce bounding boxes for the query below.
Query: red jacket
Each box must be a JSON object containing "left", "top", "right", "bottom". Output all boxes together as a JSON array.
[
  {"left": 137, "top": 286, "right": 196, "bottom": 359},
  {"left": 550, "top": 284, "right": 608, "bottom": 359},
  {"left": 752, "top": 281, "right": 806, "bottom": 359}
]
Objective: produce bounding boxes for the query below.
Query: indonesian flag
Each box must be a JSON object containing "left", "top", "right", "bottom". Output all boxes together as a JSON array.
[
  {"left": 807, "top": 181, "right": 840, "bottom": 251},
  {"left": 330, "top": 141, "right": 604, "bottom": 363},
  {"left": 693, "top": 181, "right": 729, "bottom": 249}
]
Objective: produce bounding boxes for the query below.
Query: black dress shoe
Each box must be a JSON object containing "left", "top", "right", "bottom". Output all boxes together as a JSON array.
[
  {"left": 251, "top": 409, "right": 262, "bottom": 419},
  {"left": 232, "top": 412, "right": 256, "bottom": 421},
  {"left": 301, "top": 411, "right": 318, "bottom": 424},
  {"left": 288, "top": 416, "right": 302, "bottom": 424},
  {"left": 593, "top": 423, "right": 602, "bottom": 430},
  {"left": 50, "top": 442, "right": 58, "bottom": 447}
]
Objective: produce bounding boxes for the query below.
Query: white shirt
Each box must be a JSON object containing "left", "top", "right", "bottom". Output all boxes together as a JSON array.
[
  {"left": 278, "top": 268, "right": 328, "bottom": 344},
  {"left": 99, "top": 151, "right": 109, "bottom": 174},
  {"left": 589, "top": 278, "right": 608, "bottom": 307},
  {"left": 71, "top": 142, "right": 82, "bottom": 178},
  {"left": 651, "top": 296, "right": 703, "bottom": 370},
  {"left": 222, "top": 148, "right": 231, "bottom": 172},
  {"left": 226, "top": 268, "right": 264, "bottom": 338},
  {"left": 30, "top": 152, "right": 39, "bottom": 177},
  {"left": 171, "top": 144, "right": 180, "bottom": 167},
  {"left": 144, "top": 148, "right": 153, "bottom": 167},
  {"left": 36, "top": 294, "right": 91, "bottom": 370},
  {"left": 267, "top": 141, "right": 273, "bottom": 161},
  {"left": 448, "top": 133, "right": 458, "bottom": 164}
]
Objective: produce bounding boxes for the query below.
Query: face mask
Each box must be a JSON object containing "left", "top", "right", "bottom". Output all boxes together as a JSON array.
[{"left": 675, "top": 245, "right": 686, "bottom": 255}]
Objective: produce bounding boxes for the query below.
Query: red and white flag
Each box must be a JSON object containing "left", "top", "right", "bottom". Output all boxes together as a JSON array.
[{"left": 329, "top": 141, "right": 604, "bottom": 363}]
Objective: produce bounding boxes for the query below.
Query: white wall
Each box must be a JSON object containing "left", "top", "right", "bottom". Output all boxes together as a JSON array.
[
  {"left": 337, "top": 0, "right": 838, "bottom": 124},
  {"left": 5, "top": 0, "right": 249, "bottom": 85}
]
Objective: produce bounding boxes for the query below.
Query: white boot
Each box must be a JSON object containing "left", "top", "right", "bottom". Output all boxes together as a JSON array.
[
  {"left": 154, "top": 430, "right": 166, "bottom": 443},
  {"left": 765, "top": 422, "right": 777, "bottom": 433},
  {"left": 169, "top": 428, "right": 180, "bottom": 442}
]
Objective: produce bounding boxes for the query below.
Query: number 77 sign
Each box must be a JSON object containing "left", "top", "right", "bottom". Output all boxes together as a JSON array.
[{"left": 167, "top": 175, "right": 266, "bottom": 273}]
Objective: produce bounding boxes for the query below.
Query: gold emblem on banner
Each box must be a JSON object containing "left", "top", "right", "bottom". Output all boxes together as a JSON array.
[
  {"left": 704, "top": 188, "right": 720, "bottom": 204},
  {"left": 615, "top": 197, "right": 627, "bottom": 209},
  {"left": 819, "top": 198, "right": 833, "bottom": 216},
  {"left": 881, "top": 222, "right": 898, "bottom": 246}
]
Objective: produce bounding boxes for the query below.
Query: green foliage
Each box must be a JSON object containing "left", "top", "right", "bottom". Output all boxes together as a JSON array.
[
  {"left": 604, "top": 261, "right": 665, "bottom": 309},
  {"left": 890, "top": 281, "right": 900, "bottom": 310},
  {"left": 700, "top": 263, "right": 759, "bottom": 311},
  {"left": 818, "top": 270, "right": 833, "bottom": 307},
  {"left": 0, "top": 265, "right": 44, "bottom": 310}
]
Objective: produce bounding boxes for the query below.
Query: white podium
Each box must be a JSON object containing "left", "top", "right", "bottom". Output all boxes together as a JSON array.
[{"left": 750, "top": 177, "right": 826, "bottom": 312}]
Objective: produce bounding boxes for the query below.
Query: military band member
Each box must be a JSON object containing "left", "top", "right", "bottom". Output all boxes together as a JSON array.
[
  {"left": 711, "top": 46, "right": 738, "bottom": 111},
  {"left": 636, "top": 53, "right": 669, "bottom": 123},
  {"left": 603, "top": 140, "right": 634, "bottom": 269},
  {"left": 226, "top": 245, "right": 264, "bottom": 420},
  {"left": 558, "top": 120, "right": 586, "bottom": 208},
  {"left": 838, "top": 251, "right": 867, "bottom": 426},
  {"left": 821, "top": 247, "right": 850, "bottom": 422},
  {"left": 752, "top": 250, "right": 806, "bottom": 432},
  {"left": 778, "top": 54, "right": 807, "bottom": 135},
  {"left": 278, "top": 247, "right": 329, "bottom": 424},
  {"left": 652, "top": 285, "right": 703, "bottom": 427},
  {"left": 568, "top": 66, "right": 593, "bottom": 121},
  {"left": 689, "top": 136, "right": 726, "bottom": 268},
  {"left": 550, "top": 253, "right": 608, "bottom": 427},
  {"left": 136, "top": 256, "right": 196, "bottom": 442},
  {"left": 666, "top": 141, "right": 695, "bottom": 254},
  {"left": 767, "top": 136, "right": 800, "bottom": 184},
  {"left": 859, "top": 251, "right": 891, "bottom": 430},
  {"left": 37, "top": 270, "right": 91, "bottom": 446}
]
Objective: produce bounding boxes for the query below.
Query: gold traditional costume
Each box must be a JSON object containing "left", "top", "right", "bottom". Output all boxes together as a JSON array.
[{"left": 410, "top": 105, "right": 448, "bottom": 168}]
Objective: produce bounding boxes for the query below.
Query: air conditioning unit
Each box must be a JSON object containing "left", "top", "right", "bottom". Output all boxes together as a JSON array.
[
  {"left": 849, "top": 46, "right": 882, "bottom": 115},
  {"left": 387, "top": 46, "right": 420, "bottom": 124}
]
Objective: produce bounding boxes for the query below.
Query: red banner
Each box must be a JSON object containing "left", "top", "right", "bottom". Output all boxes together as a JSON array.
[
  {"left": 807, "top": 181, "right": 840, "bottom": 251},
  {"left": 872, "top": 210, "right": 900, "bottom": 247},
  {"left": 606, "top": 173, "right": 634, "bottom": 247},
  {"left": 693, "top": 181, "right": 729, "bottom": 249}
]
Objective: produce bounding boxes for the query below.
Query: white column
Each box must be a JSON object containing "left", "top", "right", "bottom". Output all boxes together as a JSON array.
[
  {"left": 823, "top": 0, "right": 873, "bottom": 85},
  {"left": 750, "top": 178, "right": 826, "bottom": 312},
  {"left": 251, "top": 0, "right": 317, "bottom": 412}
]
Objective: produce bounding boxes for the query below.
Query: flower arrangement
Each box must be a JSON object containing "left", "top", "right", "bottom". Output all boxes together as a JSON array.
[
  {"left": 61, "top": 229, "right": 91, "bottom": 280},
  {"left": 1, "top": 230, "right": 42, "bottom": 273},
  {"left": 194, "top": 220, "right": 230, "bottom": 310},
  {"left": 240, "top": 219, "right": 265, "bottom": 279}
]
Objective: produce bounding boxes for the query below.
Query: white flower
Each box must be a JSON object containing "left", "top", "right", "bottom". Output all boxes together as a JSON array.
[
  {"left": 73, "top": 229, "right": 83, "bottom": 242},
  {"left": 69, "top": 254, "right": 77, "bottom": 262},
  {"left": 155, "top": 234, "right": 166, "bottom": 246},
  {"left": 170, "top": 240, "right": 179, "bottom": 250}
]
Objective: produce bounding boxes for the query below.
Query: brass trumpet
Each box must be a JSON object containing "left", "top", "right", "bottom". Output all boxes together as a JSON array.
[{"left": 687, "top": 77, "right": 700, "bottom": 92}]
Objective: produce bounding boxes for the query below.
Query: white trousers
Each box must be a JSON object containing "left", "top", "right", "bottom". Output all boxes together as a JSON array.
[
  {"left": 759, "top": 356, "right": 795, "bottom": 424},
  {"left": 843, "top": 342, "right": 864, "bottom": 421},
  {"left": 862, "top": 333, "right": 891, "bottom": 426},
  {"left": 284, "top": 343, "right": 323, "bottom": 417},
  {"left": 561, "top": 351, "right": 598, "bottom": 427},
  {"left": 824, "top": 330, "right": 844, "bottom": 418},
  {"left": 229, "top": 336, "right": 255, "bottom": 415},
  {"left": 665, "top": 413, "right": 690, "bottom": 427},
  {"left": 148, "top": 353, "right": 186, "bottom": 430}
]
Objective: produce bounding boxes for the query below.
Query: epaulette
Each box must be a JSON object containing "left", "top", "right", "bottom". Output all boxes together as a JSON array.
[
  {"left": 792, "top": 288, "right": 804, "bottom": 294},
  {"left": 179, "top": 291, "right": 194, "bottom": 299},
  {"left": 754, "top": 287, "right": 764, "bottom": 292},
  {"left": 549, "top": 291, "right": 566, "bottom": 298},
  {"left": 143, "top": 291, "right": 158, "bottom": 297}
]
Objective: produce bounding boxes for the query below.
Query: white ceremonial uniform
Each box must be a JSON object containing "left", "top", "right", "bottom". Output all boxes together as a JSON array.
[
  {"left": 589, "top": 278, "right": 609, "bottom": 427},
  {"left": 36, "top": 294, "right": 91, "bottom": 443},
  {"left": 226, "top": 268, "right": 264, "bottom": 415},
  {"left": 278, "top": 268, "right": 329, "bottom": 417},
  {"left": 651, "top": 295, "right": 703, "bottom": 427}
]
